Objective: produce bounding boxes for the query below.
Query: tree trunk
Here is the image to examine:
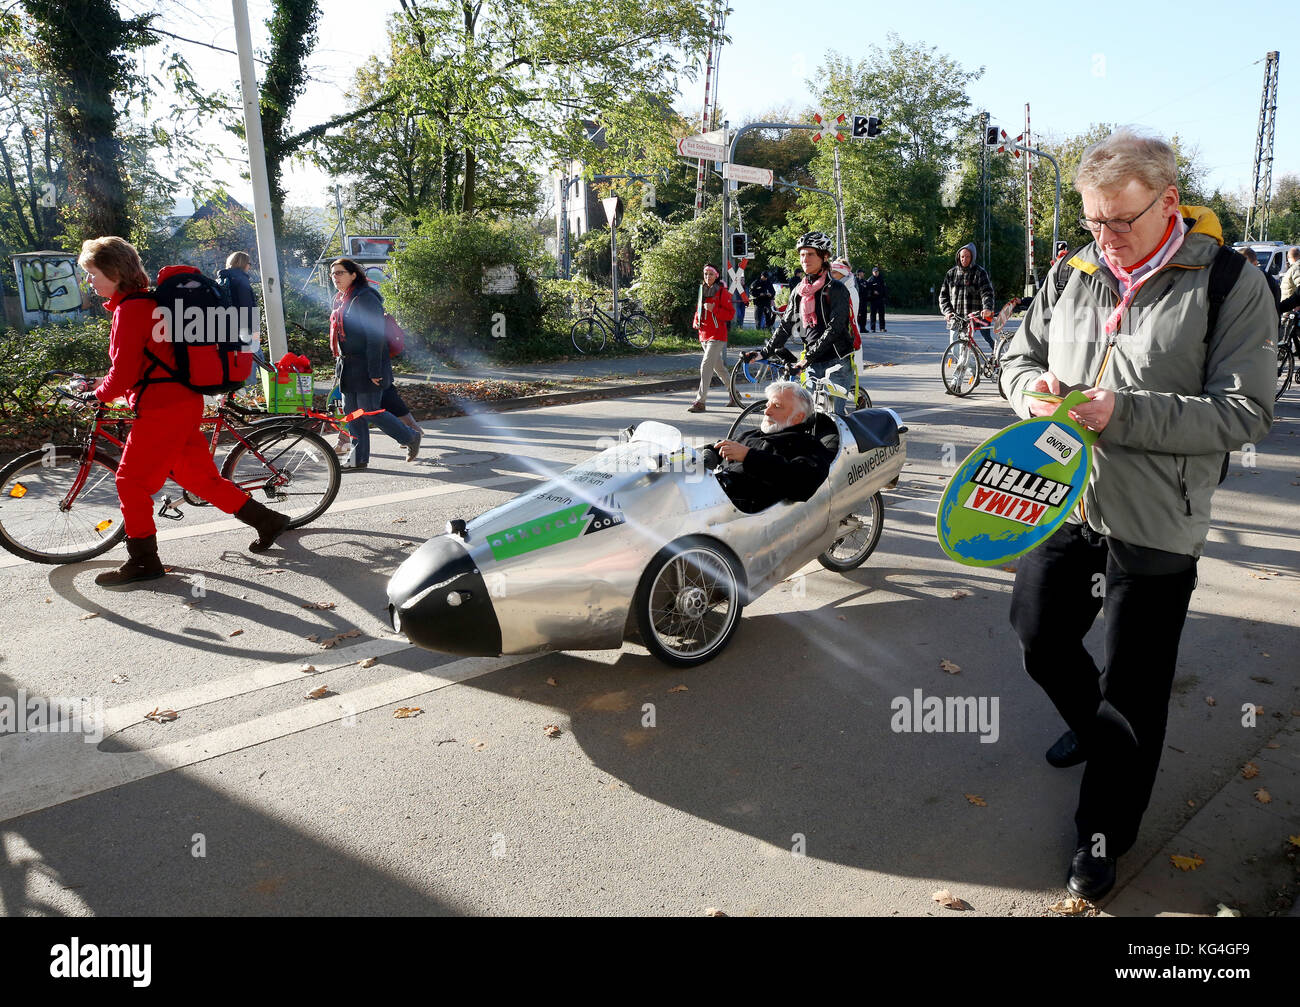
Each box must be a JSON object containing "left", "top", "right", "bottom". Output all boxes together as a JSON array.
[{"left": 462, "top": 148, "right": 476, "bottom": 215}]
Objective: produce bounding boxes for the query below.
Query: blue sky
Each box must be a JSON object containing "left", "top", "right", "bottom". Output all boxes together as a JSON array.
[{"left": 157, "top": 1, "right": 1293, "bottom": 217}]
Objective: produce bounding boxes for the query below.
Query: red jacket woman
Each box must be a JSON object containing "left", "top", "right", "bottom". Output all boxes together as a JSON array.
[
  {"left": 80, "top": 236, "right": 289, "bottom": 588},
  {"left": 688, "top": 263, "right": 737, "bottom": 412}
]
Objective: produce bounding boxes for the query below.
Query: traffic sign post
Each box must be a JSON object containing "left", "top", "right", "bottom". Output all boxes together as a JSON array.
[{"left": 677, "top": 136, "right": 729, "bottom": 161}]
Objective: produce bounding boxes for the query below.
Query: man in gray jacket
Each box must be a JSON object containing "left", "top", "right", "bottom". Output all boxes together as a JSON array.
[{"left": 1000, "top": 128, "right": 1275, "bottom": 902}]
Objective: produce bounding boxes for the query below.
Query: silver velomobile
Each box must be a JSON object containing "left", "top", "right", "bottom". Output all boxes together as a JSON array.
[{"left": 386, "top": 408, "right": 907, "bottom": 667}]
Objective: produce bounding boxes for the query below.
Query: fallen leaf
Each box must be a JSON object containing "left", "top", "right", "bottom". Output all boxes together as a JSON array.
[
  {"left": 1255, "top": 788, "right": 1272, "bottom": 804},
  {"left": 1266, "top": 742, "right": 1281, "bottom": 750},
  {"left": 1291, "top": 710, "right": 1300, "bottom": 718},
  {"left": 320, "top": 629, "right": 361, "bottom": 649},
  {"left": 1248, "top": 572, "right": 1269, "bottom": 580},
  {"left": 1254, "top": 705, "right": 1265, "bottom": 716},
  {"left": 228, "top": 629, "right": 243, "bottom": 638},
  {"left": 305, "top": 686, "right": 332, "bottom": 699},
  {"left": 1241, "top": 762, "right": 1260, "bottom": 779},
  {"left": 950, "top": 590, "right": 971, "bottom": 599},
  {"left": 305, "top": 634, "right": 319, "bottom": 642},
  {"left": 545, "top": 677, "right": 558, "bottom": 687},
  {"left": 468, "top": 738, "right": 487, "bottom": 751},
  {"left": 932, "top": 889, "right": 970, "bottom": 911},
  {"left": 110, "top": 673, "right": 129, "bottom": 685},
  {"left": 668, "top": 684, "right": 689, "bottom": 693},
  {"left": 1001, "top": 565, "right": 1017, "bottom": 573},
  {"left": 44, "top": 597, "right": 51, "bottom": 604},
  {"left": 543, "top": 724, "right": 562, "bottom": 738},
  {"left": 79, "top": 612, "right": 99, "bottom": 621},
  {"left": 837, "top": 615, "right": 846, "bottom": 621},
  {"left": 143, "top": 707, "right": 178, "bottom": 724},
  {"left": 1170, "top": 853, "right": 1205, "bottom": 871},
  {"left": 1187, "top": 800, "right": 1196, "bottom": 807},
  {"left": 299, "top": 664, "right": 317, "bottom": 673},
  {"left": 1049, "top": 897, "right": 1092, "bottom": 915},
  {"left": 1251, "top": 675, "right": 1274, "bottom": 684},
  {"left": 358, "top": 657, "right": 377, "bottom": 668},
  {"left": 1287, "top": 835, "right": 1300, "bottom": 849},
  {"left": 964, "top": 793, "right": 987, "bottom": 807},
  {"left": 940, "top": 659, "right": 961, "bottom": 674},
  {"left": 301, "top": 601, "right": 336, "bottom": 610},
  {"left": 393, "top": 707, "right": 423, "bottom": 719},
  {"left": 391, "top": 517, "right": 407, "bottom": 523},
  {"left": 1205, "top": 696, "right": 1216, "bottom": 706},
  {"left": 705, "top": 907, "right": 727, "bottom": 917}
]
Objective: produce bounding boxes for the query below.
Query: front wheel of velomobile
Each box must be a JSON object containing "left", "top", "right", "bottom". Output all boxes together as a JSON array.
[{"left": 634, "top": 536, "right": 744, "bottom": 667}]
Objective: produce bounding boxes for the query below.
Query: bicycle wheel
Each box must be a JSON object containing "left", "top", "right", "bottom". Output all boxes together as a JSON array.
[
  {"left": 727, "top": 401, "right": 767, "bottom": 441},
  {"left": 941, "top": 341, "right": 981, "bottom": 396},
  {"left": 728, "top": 356, "right": 779, "bottom": 406},
  {"left": 818, "top": 492, "right": 884, "bottom": 571},
  {"left": 1276, "top": 344, "right": 1294, "bottom": 401},
  {"left": 622, "top": 313, "right": 654, "bottom": 349},
  {"left": 855, "top": 388, "right": 872, "bottom": 410},
  {"left": 570, "top": 317, "right": 606, "bottom": 355},
  {"left": 221, "top": 427, "right": 340, "bottom": 529},
  {"left": 0, "top": 446, "right": 126, "bottom": 564}
]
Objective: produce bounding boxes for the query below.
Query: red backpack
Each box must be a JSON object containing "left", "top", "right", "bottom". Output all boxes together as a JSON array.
[
  {"left": 127, "top": 265, "right": 257, "bottom": 395},
  {"left": 384, "top": 312, "right": 406, "bottom": 357}
]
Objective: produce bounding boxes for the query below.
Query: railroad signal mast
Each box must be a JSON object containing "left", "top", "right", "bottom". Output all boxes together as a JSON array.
[
  {"left": 1244, "top": 51, "right": 1280, "bottom": 243},
  {"left": 694, "top": 7, "right": 727, "bottom": 217}
]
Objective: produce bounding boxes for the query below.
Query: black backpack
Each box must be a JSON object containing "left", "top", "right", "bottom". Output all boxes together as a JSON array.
[
  {"left": 1052, "top": 242, "right": 1246, "bottom": 484},
  {"left": 124, "top": 267, "right": 257, "bottom": 396}
]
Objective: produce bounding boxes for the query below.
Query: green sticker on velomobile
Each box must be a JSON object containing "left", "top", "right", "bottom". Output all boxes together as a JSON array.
[{"left": 936, "top": 390, "right": 1099, "bottom": 567}]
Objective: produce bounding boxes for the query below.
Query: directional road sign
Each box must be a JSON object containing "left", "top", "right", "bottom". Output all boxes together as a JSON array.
[
  {"left": 677, "top": 136, "right": 729, "bottom": 160},
  {"left": 722, "top": 162, "right": 774, "bottom": 187}
]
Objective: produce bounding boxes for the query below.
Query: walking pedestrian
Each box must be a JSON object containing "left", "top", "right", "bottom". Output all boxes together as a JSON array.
[
  {"left": 750, "top": 270, "right": 776, "bottom": 330},
  {"left": 1002, "top": 127, "right": 1274, "bottom": 901},
  {"left": 78, "top": 236, "right": 289, "bottom": 588},
  {"left": 329, "top": 257, "right": 421, "bottom": 468},
  {"left": 689, "top": 264, "right": 736, "bottom": 412}
]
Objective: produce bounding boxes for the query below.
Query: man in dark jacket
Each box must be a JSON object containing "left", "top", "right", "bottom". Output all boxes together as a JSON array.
[
  {"left": 749, "top": 232, "right": 853, "bottom": 379},
  {"left": 713, "top": 381, "right": 831, "bottom": 513},
  {"left": 1237, "top": 247, "right": 1281, "bottom": 314},
  {"left": 939, "top": 242, "right": 996, "bottom": 350},
  {"left": 864, "top": 266, "right": 888, "bottom": 332},
  {"left": 750, "top": 271, "right": 776, "bottom": 330}
]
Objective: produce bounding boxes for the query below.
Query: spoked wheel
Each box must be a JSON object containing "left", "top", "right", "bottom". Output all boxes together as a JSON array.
[
  {"left": 942, "top": 341, "right": 980, "bottom": 396},
  {"left": 855, "top": 388, "right": 872, "bottom": 410},
  {"left": 570, "top": 317, "right": 605, "bottom": 355},
  {"left": 634, "top": 536, "right": 744, "bottom": 667},
  {"left": 221, "top": 427, "right": 340, "bottom": 529},
  {"left": 727, "top": 400, "right": 767, "bottom": 440},
  {"left": 0, "top": 446, "right": 125, "bottom": 564},
  {"left": 817, "top": 492, "right": 884, "bottom": 571},
  {"left": 1276, "top": 344, "right": 1294, "bottom": 401},
  {"left": 622, "top": 313, "right": 655, "bottom": 349},
  {"left": 728, "top": 356, "right": 779, "bottom": 407}
]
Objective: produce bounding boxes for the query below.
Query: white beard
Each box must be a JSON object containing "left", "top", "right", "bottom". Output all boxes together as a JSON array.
[{"left": 760, "top": 416, "right": 790, "bottom": 434}]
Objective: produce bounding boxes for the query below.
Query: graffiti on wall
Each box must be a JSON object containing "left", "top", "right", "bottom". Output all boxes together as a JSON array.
[{"left": 13, "top": 254, "right": 89, "bottom": 326}]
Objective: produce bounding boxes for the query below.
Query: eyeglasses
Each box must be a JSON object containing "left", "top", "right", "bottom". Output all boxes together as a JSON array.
[
  {"left": 1078, "top": 192, "right": 1162, "bottom": 234},
  {"left": 330, "top": 269, "right": 351, "bottom": 276}
]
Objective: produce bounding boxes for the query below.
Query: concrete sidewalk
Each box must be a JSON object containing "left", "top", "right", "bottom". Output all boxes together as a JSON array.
[{"left": 1105, "top": 717, "right": 1300, "bottom": 917}]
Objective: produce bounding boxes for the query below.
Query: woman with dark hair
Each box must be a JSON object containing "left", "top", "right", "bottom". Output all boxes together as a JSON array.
[
  {"left": 329, "top": 258, "right": 420, "bottom": 469},
  {"left": 77, "top": 236, "right": 288, "bottom": 588}
]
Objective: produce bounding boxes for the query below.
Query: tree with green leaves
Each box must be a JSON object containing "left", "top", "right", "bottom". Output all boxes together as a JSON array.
[{"left": 389, "top": 0, "right": 716, "bottom": 215}]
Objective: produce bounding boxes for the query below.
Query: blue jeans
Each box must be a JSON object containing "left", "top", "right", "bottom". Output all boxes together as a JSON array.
[{"left": 343, "top": 383, "right": 416, "bottom": 465}]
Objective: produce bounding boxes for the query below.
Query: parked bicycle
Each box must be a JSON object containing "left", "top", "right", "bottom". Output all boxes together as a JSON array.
[
  {"left": 941, "top": 312, "right": 1012, "bottom": 397},
  {"left": 570, "top": 296, "right": 655, "bottom": 354},
  {"left": 0, "top": 372, "right": 340, "bottom": 564}
]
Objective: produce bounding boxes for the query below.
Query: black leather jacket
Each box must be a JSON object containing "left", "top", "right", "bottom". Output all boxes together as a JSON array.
[{"left": 762, "top": 274, "right": 853, "bottom": 364}]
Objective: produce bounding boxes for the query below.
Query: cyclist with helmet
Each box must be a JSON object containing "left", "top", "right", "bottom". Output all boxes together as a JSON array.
[{"left": 745, "top": 232, "right": 854, "bottom": 382}]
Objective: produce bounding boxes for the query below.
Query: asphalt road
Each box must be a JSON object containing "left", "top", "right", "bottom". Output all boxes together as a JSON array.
[{"left": 1, "top": 314, "right": 1296, "bottom": 917}]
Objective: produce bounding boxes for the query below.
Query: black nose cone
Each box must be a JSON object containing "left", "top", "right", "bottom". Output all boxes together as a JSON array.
[{"left": 387, "top": 536, "right": 502, "bottom": 656}]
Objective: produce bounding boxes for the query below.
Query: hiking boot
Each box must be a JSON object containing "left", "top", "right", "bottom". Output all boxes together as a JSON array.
[
  {"left": 406, "top": 427, "right": 423, "bottom": 462},
  {"left": 95, "top": 535, "right": 165, "bottom": 589},
  {"left": 687, "top": 401, "right": 706, "bottom": 413},
  {"left": 236, "top": 497, "right": 290, "bottom": 552}
]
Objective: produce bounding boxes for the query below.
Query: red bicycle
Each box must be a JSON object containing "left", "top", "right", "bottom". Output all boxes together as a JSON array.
[
  {"left": 0, "top": 372, "right": 340, "bottom": 564},
  {"left": 940, "top": 309, "right": 1015, "bottom": 397}
]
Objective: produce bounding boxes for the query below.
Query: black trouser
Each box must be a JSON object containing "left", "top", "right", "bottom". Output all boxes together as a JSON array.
[
  {"left": 869, "top": 299, "right": 885, "bottom": 330},
  {"left": 1009, "top": 523, "right": 1197, "bottom": 857}
]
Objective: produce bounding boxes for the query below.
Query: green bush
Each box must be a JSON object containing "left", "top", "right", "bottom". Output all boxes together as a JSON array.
[
  {"left": 383, "top": 213, "right": 546, "bottom": 366},
  {"left": 636, "top": 204, "right": 726, "bottom": 337},
  {"left": 0, "top": 318, "right": 111, "bottom": 419}
]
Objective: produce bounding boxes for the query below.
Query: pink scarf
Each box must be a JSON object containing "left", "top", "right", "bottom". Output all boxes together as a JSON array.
[
  {"left": 797, "top": 271, "right": 828, "bottom": 332},
  {"left": 1099, "top": 215, "right": 1186, "bottom": 337}
]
